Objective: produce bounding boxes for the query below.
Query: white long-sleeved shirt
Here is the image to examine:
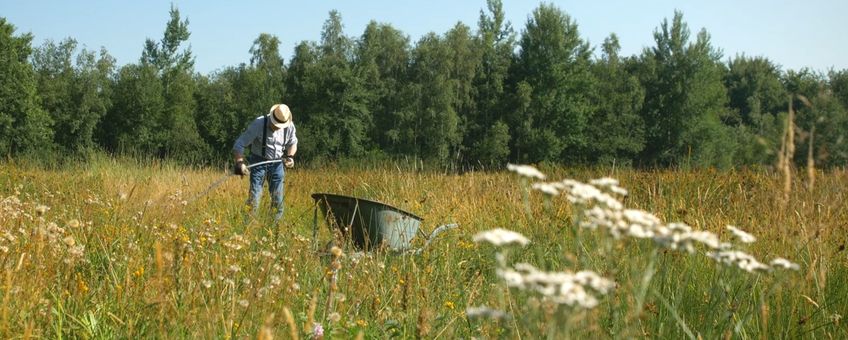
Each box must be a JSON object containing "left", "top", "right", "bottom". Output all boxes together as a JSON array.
[{"left": 232, "top": 115, "right": 298, "bottom": 160}]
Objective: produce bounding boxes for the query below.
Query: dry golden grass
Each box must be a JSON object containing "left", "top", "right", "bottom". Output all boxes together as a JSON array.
[{"left": 0, "top": 159, "right": 845, "bottom": 338}]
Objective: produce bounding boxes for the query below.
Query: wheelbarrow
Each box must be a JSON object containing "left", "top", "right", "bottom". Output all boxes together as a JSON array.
[{"left": 311, "top": 193, "right": 458, "bottom": 253}]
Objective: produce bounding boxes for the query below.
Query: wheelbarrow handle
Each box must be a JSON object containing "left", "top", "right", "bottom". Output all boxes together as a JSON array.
[
  {"left": 427, "top": 223, "right": 459, "bottom": 242},
  {"left": 413, "top": 223, "right": 459, "bottom": 255}
]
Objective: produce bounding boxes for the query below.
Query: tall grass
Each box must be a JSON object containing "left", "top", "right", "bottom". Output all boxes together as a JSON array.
[{"left": 0, "top": 159, "right": 845, "bottom": 338}]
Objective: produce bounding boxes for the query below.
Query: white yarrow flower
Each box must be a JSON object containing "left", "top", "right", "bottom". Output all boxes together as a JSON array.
[
  {"left": 684, "top": 231, "right": 725, "bottom": 250},
  {"left": 497, "top": 268, "right": 525, "bottom": 287},
  {"left": 466, "top": 306, "right": 510, "bottom": 320},
  {"left": 589, "top": 177, "right": 619, "bottom": 187},
  {"left": 622, "top": 209, "right": 662, "bottom": 228},
  {"left": 770, "top": 258, "right": 800, "bottom": 270},
  {"left": 609, "top": 185, "right": 629, "bottom": 196},
  {"left": 532, "top": 182, "right": 561, "bottom": 196},
  {"left": 573, "top": 271, "right": 617, "bottom": 294},
  {"left": 707, "top": 250, "right": 770, "bottom": 273},
  {"left": 473, "top": 228, "right": 530, "bottom": 247},
  {"left": 727, "top": 225, "right": 757, "bottom": 243},
  {"left": 497, "top": 262, "right": 613, "bottom": 309},
  {"left": 506, "top": 164, "right": 546, "bottom": 180}
]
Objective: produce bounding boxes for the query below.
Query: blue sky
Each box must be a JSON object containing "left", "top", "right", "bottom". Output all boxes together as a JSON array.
[{"left": 2, "top": 0, "right": 845, "bottom": 75}]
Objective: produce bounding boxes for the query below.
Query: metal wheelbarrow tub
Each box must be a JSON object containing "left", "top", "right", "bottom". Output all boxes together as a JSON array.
[{"left": 311, "top": 193, "right": 457, "bottom": 252}]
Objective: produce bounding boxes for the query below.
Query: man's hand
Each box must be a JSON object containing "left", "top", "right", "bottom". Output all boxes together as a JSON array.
[
  {"left": 234, "top": 160, "right": 249, "bottom": 177},
  {"left": 284, "top": 156, "right": 295, "bottom": 169}
]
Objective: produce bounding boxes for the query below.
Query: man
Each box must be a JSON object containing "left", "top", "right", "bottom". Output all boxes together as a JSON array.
[{"left": 232, "top": 103, "right": 298, "bottom": 225}]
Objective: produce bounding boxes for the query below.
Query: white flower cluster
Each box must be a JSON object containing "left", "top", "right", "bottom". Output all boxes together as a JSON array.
[
  {"left": 520, "top": 172, "right": 801, "bottom": 274},
  {"left": 473, "top": 228, "right": 530, "bottom": 247},
  {"left": 223, "top": 234, "right": 250, "bottom": 251},
  {"left": 589, "top": 177, "right": 629, "bottom": 196},
  {"left": 569, "top": 188, "right": 730, "bottom": 253},
  {"left": 530, "top": 182, "right": 560, "bottom": 196},
  {"left": 465, "top": 306, "right": 510, "bottom": 320},
  {"left": 1, "top": 195, "right": 25, "bottom": 219},
  {"left": 706, "top": 250, "right": 771, "bottom": 273},
  {"left": 727, "top": 225, "right": 757, "bottom": 243},
  {"left": 497, "top": 262, "right": 615, "bottom": 309},
  {"left": 769, "top": 258, "right": 801, "bottom": 271},
  {"left": 506, "top": 164, "right": 546, "bottom": 180}
]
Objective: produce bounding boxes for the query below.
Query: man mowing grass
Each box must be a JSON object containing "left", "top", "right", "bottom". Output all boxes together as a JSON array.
[{"left": 232, "top": 103, "right": 298, "bottom": 227}]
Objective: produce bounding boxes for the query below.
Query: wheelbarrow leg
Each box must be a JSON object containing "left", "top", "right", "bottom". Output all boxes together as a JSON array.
[{"left": 312, "top": 202, "right": 318, "bottom": 251}]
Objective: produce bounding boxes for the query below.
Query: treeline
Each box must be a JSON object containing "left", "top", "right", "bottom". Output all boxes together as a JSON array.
[{"left": 2, "top": 1, "right": 847, "bottom": 168}]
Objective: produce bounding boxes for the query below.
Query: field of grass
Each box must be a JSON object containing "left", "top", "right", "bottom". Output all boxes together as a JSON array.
[{"left": 0, "top": 158, "right": 846, "bottom": 338}]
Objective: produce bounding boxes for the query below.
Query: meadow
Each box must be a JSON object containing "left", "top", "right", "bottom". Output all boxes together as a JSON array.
[{"left": 0, "top": 158, "right": 846, "bottom": 338}]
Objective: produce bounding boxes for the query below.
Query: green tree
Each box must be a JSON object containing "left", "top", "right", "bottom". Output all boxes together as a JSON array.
[
  {"left": 407, "top": 32, "right": 462, "bottom": 163},
  {"left": 31, "top": 39, "right": 75, "bottom": 150},
  {"left": 783, "top": 69, "right": 848, "bottom": 167},
  {"left": 141, "top": 6, "right": 192, "bottom": 74},
  {"left": 444, "top": 22, "right": 480, "bottom": 164},
  {"left": 142, "top": 5, "right": 206, "bottom": 160},
  {"left": 723, "top": 56, "right": 786, "bottom": 164},
  {"left": 822, "top": 70, "right": 848, "bottom": 165},
  {"left": 293, "top": 11, "right": 371, "bottom": 161},
  {"left": 285, "top": 41, "right": 322, "bottom": 159},
  {"left": 636, "top": 11, "right": 733, "bottom": 167},
  {"left": 194, "top": 71, "right": 237, "bottom": 158},
  {"left": 243, "top": 33, "right": 286, "bottom": 115},
  {"left": 101, "top": 64, "right": 164, "bottom": 153},
  {"left": 510, "top": 4, "right": 595, "bottom": 163},
  {"left": 0, "top": 18, "right": 53, "bottom": 155},
  {"left": 75, "top": 48, "right": 115, "bottom": 151},
  {"left": 470, "top": 120, "right": 511, "bottom": 168},
  {"left": 725, "top": 56, "right": 785, "bottom": 127},
  {"left": 467, "top": 0, "right": 515, "bottom": 167},
  {"left": 33, "top": 39, "right": 114, "bottom": 152},
  {"left": 286, "top": 41, "right": 320, "bottom": 116},
  {"left": 354, "top": 21, "right": 411, "bottom": 155},
  {"left": 587, "top": 34, "right": 645, "bottom": 166},
  {"left": 831, "top": 69, "right": 848, "bottom": 109}
]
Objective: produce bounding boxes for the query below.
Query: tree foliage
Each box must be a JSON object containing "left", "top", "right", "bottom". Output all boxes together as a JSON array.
[
  {"left": 355, "top": 21, "right": 411, "bottom": 156},
  {"left": 511, "top": 4, "right": 595, "bottom": 163},
  {"left": 586, "top": 34, "right": 645, "bottom": 166},
  {"left": 33, "top": 39, "right": 115, "bottom": 153},
  {"left": 2, "top": 3, "right": 846, "bottom": 169},
  {"left": 724, "top": 56, "right": 786, "bottom": 164},
  {"left": 0, "top": 18, "right": 52, "bottom": 155},
  {"left": 466, "top": 0, "right": 515, "bottom": 166},
  {"left": 289, "top": 11, "right": 372, "bottom": 161},
  {"left": 636, "top": 11, "right": 734, "bottom": 167}
]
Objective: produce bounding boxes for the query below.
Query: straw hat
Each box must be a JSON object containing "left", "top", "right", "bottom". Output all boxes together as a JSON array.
[{"left": 269, "top": 104, "right": 292, "bottom": 128}]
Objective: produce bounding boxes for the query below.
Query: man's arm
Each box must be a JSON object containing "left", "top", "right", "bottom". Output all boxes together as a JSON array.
[
  {"left": 233, "top": 150, "right": 244, "bottom": 163},
  {"left": 286, "top": 144, "right": 297, "bottom": 158},
  {"left": 232, "top": 119, "right": 260, "bottom": 162},
  {"left": 286, "top": 124, "right": 298, "bottom": 158},
  {"left": 284, "top": 124, "right": 298, "bottom": 168}
]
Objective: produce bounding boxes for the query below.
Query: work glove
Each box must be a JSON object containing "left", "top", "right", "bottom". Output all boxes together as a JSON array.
[
  {"left": 284, "top": 156, "right": 295, "bottom": 169},
  {"left": 233, "top": 160, "right": 249, "bottom": 177}
]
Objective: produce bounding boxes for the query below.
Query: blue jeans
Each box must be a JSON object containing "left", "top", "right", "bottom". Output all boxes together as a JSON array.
[{"left": 246, "top": 155, "right": 285, "bottom": 224}]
